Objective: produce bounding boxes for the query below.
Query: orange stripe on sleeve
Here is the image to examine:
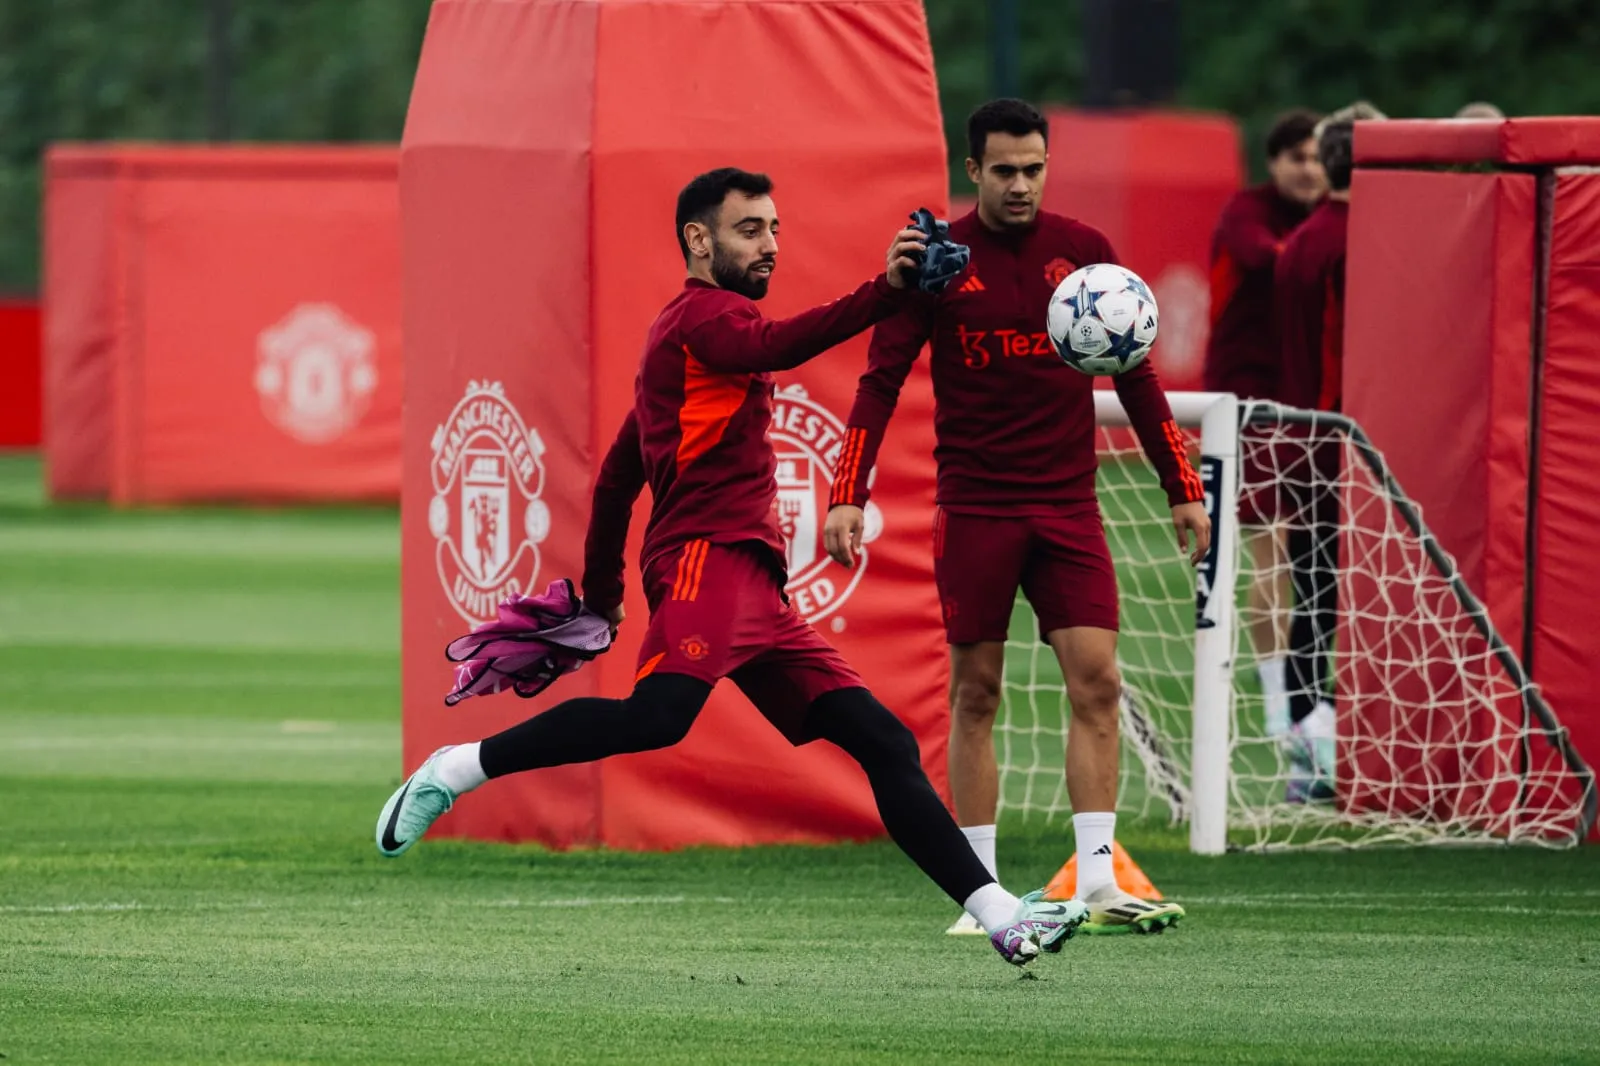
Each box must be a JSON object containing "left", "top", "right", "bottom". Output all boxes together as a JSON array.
[
  {"left": 841, "top": 427, "right": 867, "bottom": 504},
  {"left": 829, "top": 431, "right": 854, "bottom": 505},
  {"left": 832, "top": 428, "right": 863, "bottom": 506},
  {"left": 1164, "top": 421, "right": 1204, "bottom": 501}
]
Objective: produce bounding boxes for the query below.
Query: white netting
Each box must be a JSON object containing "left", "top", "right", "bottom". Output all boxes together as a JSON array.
[{"left": 997, "top": 402, "right": 1596, "bottom": 849}]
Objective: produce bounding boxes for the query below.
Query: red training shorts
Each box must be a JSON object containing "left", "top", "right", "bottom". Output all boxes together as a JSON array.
[
  {"left": 932, "top": 503, "right": 1119, "bottom": 644},
  {"left": 636, "top": 539, "right": 863, "bottom": 743},
  {"left": 1237, "top": 436, "right": 1288, "bottom": 526}
]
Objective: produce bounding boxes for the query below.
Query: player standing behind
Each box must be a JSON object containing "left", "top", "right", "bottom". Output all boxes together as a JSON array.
[
  {"left": 1202, "top": 109, "right": 1327, "bottom": 746},
  {"left": 375, "top": 167, "right": 1088, "bottom": 967},
  {"left": 1273, "top": 102, "right": 1386, "bottom": 802},
  {"left": 823, "top": 101, "right": 1210, "bottom": 936}
]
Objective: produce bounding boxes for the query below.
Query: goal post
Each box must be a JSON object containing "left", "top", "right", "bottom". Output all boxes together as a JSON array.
[
  {"left": 1092, "top": 390, "right": 1238, "bottom": 855},
  {"left": 998, "top": 391, "right": 1597, "bottom": 852}
]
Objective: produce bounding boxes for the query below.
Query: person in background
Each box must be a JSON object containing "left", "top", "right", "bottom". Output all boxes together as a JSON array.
[
  {"left": 1273, "top": 101, "right": 1387, "bottom": 802},
  {"left": 1202, "top": 109, "right": 1328, "bottom": 746}
]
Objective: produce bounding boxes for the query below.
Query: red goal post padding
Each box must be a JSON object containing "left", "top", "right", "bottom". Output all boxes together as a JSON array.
[
  {"left": 1346, "top": 118, "right": 1600, "bottom": 839},
  {"left": 400, "top": 0, "right": 950, "bottom": 850}
]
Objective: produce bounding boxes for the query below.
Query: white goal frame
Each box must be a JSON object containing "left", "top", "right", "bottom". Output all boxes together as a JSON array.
[{"left": 1095, "top": 390, "right": 1238, "bottom": 854}]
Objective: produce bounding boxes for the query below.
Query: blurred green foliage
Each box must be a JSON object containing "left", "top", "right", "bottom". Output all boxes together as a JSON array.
[
  {"left": 0, "top": 0, "right": 431, "bottom": 292},
  {"left": 1, "top": 0, "right": 1596, "bottom": 291}
]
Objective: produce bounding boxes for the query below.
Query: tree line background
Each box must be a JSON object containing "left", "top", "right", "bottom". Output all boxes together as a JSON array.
[{"left": 1, "top": 0, "right": 1596, "bottom": 292}]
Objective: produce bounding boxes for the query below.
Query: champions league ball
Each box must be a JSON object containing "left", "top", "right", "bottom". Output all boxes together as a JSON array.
[{"left": 1046, "top": 263, "right": 1159, "bottom": 375}]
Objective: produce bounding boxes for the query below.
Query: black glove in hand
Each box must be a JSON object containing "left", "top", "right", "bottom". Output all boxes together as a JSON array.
[{"left": 904, "top": 207, "right": 971, "bottom": 294}]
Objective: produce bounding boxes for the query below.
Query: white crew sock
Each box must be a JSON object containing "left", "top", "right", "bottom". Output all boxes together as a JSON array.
[
  {"left": 1073, "top": 811, "right": 1118, "bottom": 899},
  {"left": 434, "top": 742, "right": 488, "bottom": 794},
  {"left": 963, "top": 882, "right": 1022, "bottom": 935},
  {"left": 1299, "top": 700, "right": 1336, "bottom": 741},
  {"left": 1299, "top": 700, "right": 1337, "bottom": 775},
  {"left": 1258, "top": 656, "right": 1290, "bottom": 738},
  {"left": 961, "top": 824, "right": 999, "bottom": 882}
]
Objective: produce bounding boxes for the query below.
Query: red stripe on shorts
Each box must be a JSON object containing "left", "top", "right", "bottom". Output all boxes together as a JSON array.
[{"left": 673, "top": 540, "right": 709, "bottom": 602}]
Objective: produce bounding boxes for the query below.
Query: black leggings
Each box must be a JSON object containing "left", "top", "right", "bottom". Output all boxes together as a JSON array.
[
  {"left": 1287, "top": 449, "right": 1340, "bottom": 724},
  {"left": 477, "top": 675, "right": 994, "bottom": 906}
]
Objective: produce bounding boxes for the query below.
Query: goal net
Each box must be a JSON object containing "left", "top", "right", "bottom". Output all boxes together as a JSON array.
[{"left": 996, "top": 393, "right": 1597, "bottom": 851}]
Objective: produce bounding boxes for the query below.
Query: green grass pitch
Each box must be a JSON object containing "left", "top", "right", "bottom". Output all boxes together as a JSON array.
[{"left": 2, "top": 452, "right": 1597, "bottom": 1065}]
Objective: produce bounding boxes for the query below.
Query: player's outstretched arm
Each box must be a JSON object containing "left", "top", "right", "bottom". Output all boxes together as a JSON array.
[
  {"left": 681, "top": 227, "right": 927, "bottom": 376},
  {"left": 1113, "top": 360, "right": 1211, "bottom": 564},
  {"left": 581, "top": 409, "right": 646, "bottom": 627},
  {"left": 824, "top": 301, "right": 934, "bottom": 568}
]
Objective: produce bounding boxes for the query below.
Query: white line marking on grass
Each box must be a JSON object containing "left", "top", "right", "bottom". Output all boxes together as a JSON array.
[
  {"left": 0, "top": 901, "right": 271, "bottom": 915},
  {"left": 0, "top": 897, "right": 740, "bottom": 916},
  {"left": 474, "top": 896, "right": 739, "bottom": 908},
  {"left": 2, "top": 736, "right": 391, "bottom": 753},
  {"left": 1180, "top": 895, "right": 1600, "bottom": 917},
  {"left": 7, "top": 893, "right": 1597, "bottom": 920},
  {"left": 280, "top": 720, "right": 337, "bottom": 733}
]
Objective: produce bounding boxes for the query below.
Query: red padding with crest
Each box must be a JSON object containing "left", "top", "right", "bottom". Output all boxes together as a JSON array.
[{"left": 400, "top": 0, "right": 949, "bottom": 850}]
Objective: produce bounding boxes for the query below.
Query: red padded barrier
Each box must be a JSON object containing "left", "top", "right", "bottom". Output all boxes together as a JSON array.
[
  {"left": 1342, "top": 169, "right": 1536, "bottom": 829},
  {"left": 1531, "top": 172, "right": 1600, "bottom": 826},
  {"left": 0, "top": 299, "right": 41, "bottom": 447},
  {"left": 44, "top": 146, "right": 403, "bottom": 504},
  {"left": 400, "top": 0, "right": 950, "bottom": 850},
  {"left": 1355, "top": 117, "right": 1600, "bottom": 166}
]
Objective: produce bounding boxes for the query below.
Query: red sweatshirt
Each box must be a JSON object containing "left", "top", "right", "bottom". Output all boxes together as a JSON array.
[
  {"left": 1274, "top": 199, "right": 1349, "bottom": 412},
  {"left": 829, "top": 210, "right": 1201, "bottom": 513},
  {"left": 581, "top": 275, "right": 906, "bottom": 613},
  {"left": 1202, "top": 183, "right": 1313, "bottom": 398}
]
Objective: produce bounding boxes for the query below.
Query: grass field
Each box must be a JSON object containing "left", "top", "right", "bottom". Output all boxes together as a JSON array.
[{"left": 3, "top": 452, "right": 1599, "bottom": 1065}]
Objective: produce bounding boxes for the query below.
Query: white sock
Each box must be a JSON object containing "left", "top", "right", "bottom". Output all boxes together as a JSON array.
[
  {"left": 1073, "top": 811, "right": 1117, "bottom": 899},
  {"left": 1258, "top": 656, "right": 1289, "bottom": 738},
  {"left": 962, "top": 881, "right": 1021, "bottom": 935},
  {"left": 434, "top": 742, "right": 487, "bottom": 794},
  {"left": 960, "top": 824, "right": 999, "bottom": 882},
  {"left": 1299, "top": 700, "right": 1336, "bottom": 740}
]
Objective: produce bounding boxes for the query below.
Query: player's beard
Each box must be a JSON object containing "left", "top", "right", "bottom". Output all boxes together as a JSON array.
[{"left": 711, "top": 241, "right": 773, "bottom": 300}]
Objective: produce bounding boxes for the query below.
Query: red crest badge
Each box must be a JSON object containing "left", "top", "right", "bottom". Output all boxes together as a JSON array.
[{"left": 1043, "top": 257, "right": 1076, "bottom": 288}]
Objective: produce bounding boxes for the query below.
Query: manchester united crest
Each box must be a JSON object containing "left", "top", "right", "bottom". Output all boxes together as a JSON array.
[
  {"left": 770, "top": 384, "right": 882, "bottom": 628},
  {"left": 254, "top": 304, "right": 378, "bottom": 444},
  {"left": 1043, "top": 257, "right": 1077, "bottom": 288},
  {"left": 429, "top": 381, "right": 550, "bottom": 625}
]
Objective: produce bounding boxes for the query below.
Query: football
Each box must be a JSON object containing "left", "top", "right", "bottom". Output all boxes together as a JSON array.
[{"left": 1046, "top": 263, "right": 1159, "bottom": 375}]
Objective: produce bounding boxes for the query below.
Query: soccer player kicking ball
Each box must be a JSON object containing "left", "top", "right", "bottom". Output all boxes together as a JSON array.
[
  {"left": 375, "top": 167, "right": 1086, "bottom": 967},
  {"left": 824, "top": 100, "right": 1208, "bottom": 936}
]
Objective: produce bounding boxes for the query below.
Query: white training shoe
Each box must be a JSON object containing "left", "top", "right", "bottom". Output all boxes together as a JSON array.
[
  {"left": 945, "top": 910, "right": 987, "bottom": 936},
  {"left": 1079, "top": 884, "right": 1185, "bottom": 935}
]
